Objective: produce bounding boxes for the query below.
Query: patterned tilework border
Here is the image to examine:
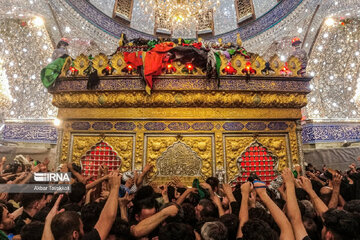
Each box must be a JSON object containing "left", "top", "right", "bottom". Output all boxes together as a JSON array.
[
  {"left": 5, "top": 121, "right": 358, "bottom": 144},
  {"left": 302, "top": 123, "right": 360, "bottom": 144},
  {"left": 52, "top": 77, "right": 311, "bottom": 93},
  {"left": 2, "top": 123, "right": 58, "bottom": 144},
  {"left": 69, "top": 121, "right": 291, "bottom": 131},
  {"left": 66, "top": 0, "right": 302, "bottom": 41}
]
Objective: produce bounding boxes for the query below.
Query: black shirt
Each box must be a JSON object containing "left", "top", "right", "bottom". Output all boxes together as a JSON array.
[
  {"left": 83, "top": 228, "right": 101, "bottom": 240},
  {"left": 14, "top": 210, "right": 32, "bottom": 234}
]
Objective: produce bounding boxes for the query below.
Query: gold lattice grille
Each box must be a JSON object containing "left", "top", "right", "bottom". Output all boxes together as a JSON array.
[
  {"left": 80, "top": 141, "right": 122, "bottom": 178},
  {"left": 114, "top": 0, "right": 133, "bottom": 21},
  {"left": 197, "top": 10, "right": 213, "bottom": 33},
  {"left": 235, "top": 0, "right": 255, "bottom": 24}
]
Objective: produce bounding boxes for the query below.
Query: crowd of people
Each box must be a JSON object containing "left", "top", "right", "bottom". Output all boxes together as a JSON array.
[{"left": 0, "top": 155, "right": 359, "bottom": 240}]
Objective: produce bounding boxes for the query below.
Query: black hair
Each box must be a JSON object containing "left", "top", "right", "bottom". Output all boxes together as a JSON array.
[
  {"left": 344, "top": 200, "right": 360, "bottom": 214},
  {"left": 206, "top": 177, "right": 220, "bottom": 191},
  {"left": 81, "top": 202, "right": 104, "bottom": 233},
  {"left": 131, "top": 197, "right": 158, "bottom": 222},
  {"left": 323, "top": 209, "right": 359, "bottom": 240},
  {"left": 20, "top": 221, "right": 44, "bottom": 240},
  {"left": 295, "top": 188, "right": 309, "bottom": 200},
  {"left": 159, "top": 222, "right": 195, "bottom": 240},
  {"left": 51, "top": 211, "right": 81, "bottom": 240},
  {"left": 182, "top": 203, "right": 197, "bottom": 226},
  {"left": 242, "top": 218, "right": 278, "bottom": 240},
  {"left": 109, "top": 217, "right": 132, "bottom": 240},
  {"left": 198, "top": 199, "right": 218, "bottom": 220},
  {"left": 133, "top": 185, "right": 155, "bottom": 203},
  {"left": 68, "top": 182, "right": 86, "bottom": 203},
  {"left": 20, "top": 193, "right": 44, "bottom": 209},
  {"left": 248, "top": 207, "right": 280, "bottom": 235},
  {"left": 219, "top": 214, "right": 239, "bottom": 240}
]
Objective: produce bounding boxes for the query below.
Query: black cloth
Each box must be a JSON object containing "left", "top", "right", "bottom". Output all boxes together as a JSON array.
[
  {"left": 14, "top": 210, "right": 32, "bottom": 234},
  {"left": 167, "top": 46, "right": 208, "bottom": 71},
  {"left": 230, "top": 201, "right": 240, "bottom": 217},
  {"left": 349, "top": 172, "right": 360, "bottom": 200},
  {"left": 303, "top": 236, "right": 311, "bottom": 240},
  {"left": 83, "top": 228, "right": 101, "bottom": 240}
]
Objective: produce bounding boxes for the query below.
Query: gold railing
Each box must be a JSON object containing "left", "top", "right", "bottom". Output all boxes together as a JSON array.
[{"left": 60, "top": 52, "right": 303, "bottom": 78}]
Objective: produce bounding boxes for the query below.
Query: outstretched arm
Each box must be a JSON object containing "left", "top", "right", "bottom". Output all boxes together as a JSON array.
[
  {"left": 236, "top": 182, "right": 252, "bottom": 238},
  {"left": 254, "top": 181, "right": 295, "bottom": 240},
  {"left": 130, "top": 205, "right": 179, "bottom": 238},
  {"left": 282, "top": 168, "right": 308, "bottom": 240},
  {"left": 328, "top": 173, "right": 342, "bottom": 209},
  {"left": 94, "top": 172, "right": 121, "bottom": 240},
  {"left": 42, "top": 194, "right": 64, "bottom": 240},
  {"left": 298, "top": 176, "right": 328, "bottom": 220},
  {"left": 135, "top": 164, "right": 153, "bottom": 187}
]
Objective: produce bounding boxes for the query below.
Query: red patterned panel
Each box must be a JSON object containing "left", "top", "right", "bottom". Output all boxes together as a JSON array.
[
  {"left": 80, "top": 141, "right": 121, "bottom": 178},
  {"left": 231, "top": 141, "right": 278, "bottom": 186}
]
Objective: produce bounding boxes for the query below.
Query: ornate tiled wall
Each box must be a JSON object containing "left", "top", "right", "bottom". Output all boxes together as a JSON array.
[
  {"left": 2, "top": 122, "right": 57, "bottom": 144},
  {"left": 302, "top": 122, "right": 360, "bottom": 144}
]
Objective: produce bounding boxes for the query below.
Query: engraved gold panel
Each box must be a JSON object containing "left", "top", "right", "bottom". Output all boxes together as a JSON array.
[
  {"left": 251, "top": 55, "right": 266, "bottom": 76},
  {"left": 110, "top": 52, "right": 127, "bottom": 75},
  {"left": 70, "top": 135, "right": 134, "bottom": 173},
  {"left": 60, "top": 57, "right": 72, "bottom": 77},
  {"left": 269, "top": 55, "right": 285, "bottom": 76},
  {"left": 287, "top": 56, "right": 303, "bottom": 77},
  {"left": 73, "top": 54, "right": 90, "bottom": 76},
  {"left": 92, "top": 53, "right": 109, "bottom": 76},
  {"left": 225, "top": 135, "right": 290, "bottom": 181},
  {"left": 145, "top": 135, "right": 213, "bottom": 185},
  {"left": 52, "top": 92, "right": 308, "bottom": 108}
]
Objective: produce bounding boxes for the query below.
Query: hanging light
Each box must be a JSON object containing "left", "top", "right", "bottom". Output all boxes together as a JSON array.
[{"left": 139, "top": 0, "right": 220, "bottom": 34}]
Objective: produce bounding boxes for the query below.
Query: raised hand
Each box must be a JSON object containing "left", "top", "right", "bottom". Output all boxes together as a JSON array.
[
  {"left": 241, "top": 182, "right": 253, "bottom": 195},
  {"left": 108, "top": 171, "right": 121, "bottom": 190},
  {"left": 298, "top": 176, "right": 313, "bottom": 193},
  {"left": 282, "top": 168, "right": 295, "bottom": 185},
  {"left": 331, "top": 173, "right": 342, "bottom": 188},
  {"left": 46, "top": 194, "right": 64, "bottom": 222}
]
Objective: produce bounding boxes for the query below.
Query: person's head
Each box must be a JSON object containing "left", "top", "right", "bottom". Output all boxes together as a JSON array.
[
  {"left": 68, "top": 182, "right": 86, "bottom": 204},
  {"left": 133, "top": 197, "right": 158, "bottom": 222},
  {"left": 182, "top": 203, "right": 197, "bottom": 226},
  {"left": 248, "top": 207, "right": 279, "bottom": 235},
  {"left": 242, "top": 218, "right": 278, "bottom": 240},
  {"left": 133, "top": 185, "right": 155, "bottom": 203},
  {"left": 81, "top": 202, "right": 103, "bottom": 233},
  {"left": 20, "top": 221, "right": 44, "bottom": 240},
  {"left": 108, "top": 217, "right": 132, "bottom": 240},
  {"left": 21, "top": 193, "right": 46, "bottom": 212},
  {"left": 301, "top": 200, "right": 316, "bottom": 218},
  {"left": 51, "top": 211, "right": 84, "bottom": 240},
  {"left": 195, "top": 199, "right": 218, "bottom": 221},
  {"left": 206, "top": 177, "right": 220, "bottom": 193},
  {"left": 320, "top": 187, "right": 332, "bottom": 206},
  {"left": 322, "top": 209, "right": 359, "bottom": 240},
  {"left": 303, "top": 217, "right": 320, "bottom": 240},
  {"left": 295, "top": 187, "right": 309, "bottom": 200},
  {"left": 159, "top": 222, "right": 195, "bottom": 240},
  {"left": 201, "top": 221, "right": 228, "bottom": 240},
  {"left": 0, "top": 204, "right": 15, "bottom": 233},
  {"left": 219, "top": 214, "right": 239, "bottom": 240},
  {"left": 344, "top": 200, "right": 360, "bottom": 214}
]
